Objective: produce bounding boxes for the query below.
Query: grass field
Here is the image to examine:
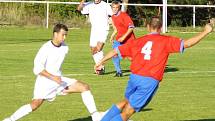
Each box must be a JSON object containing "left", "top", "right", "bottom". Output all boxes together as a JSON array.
[{"left": 0, "top": 26, "right": 215, "bottom": 121}]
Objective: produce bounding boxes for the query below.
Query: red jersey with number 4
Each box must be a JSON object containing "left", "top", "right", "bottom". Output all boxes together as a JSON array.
[
  {"left": 112, "top": 12, "right": 135, "bottom": 43},
  {"left": 118, "top": 33, "right": 184, "bottom": 81}
]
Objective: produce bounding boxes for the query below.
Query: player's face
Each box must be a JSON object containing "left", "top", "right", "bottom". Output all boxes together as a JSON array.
[
  {"left": 55, "top": 29, "right": 68, "bottom": 44},
  {"left": 94, "top": 0, "right": 101, "bottom": 4},
  {"left": 112, "top": 4, "right": 120, "bottom": 15}
]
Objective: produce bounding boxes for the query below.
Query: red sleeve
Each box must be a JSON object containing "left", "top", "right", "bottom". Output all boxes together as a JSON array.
[
  {"left": 117, "top": 41, "right": 133, "bottom": 59},
  {"left": 165, "top": 36, "right": 184, "bottom": 53}
]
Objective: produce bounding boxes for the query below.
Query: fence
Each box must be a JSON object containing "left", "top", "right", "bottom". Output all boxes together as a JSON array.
[{"left": 1, "top": 0, "right": 215, "bottom": 33}]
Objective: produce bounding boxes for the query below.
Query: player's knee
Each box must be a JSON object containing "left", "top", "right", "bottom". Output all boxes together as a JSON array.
[
  {"left": 117, "top": 99, "right": 128, "bottom": 109},
  {"left": 122, "top": 110, "right": 134, "bottom": 120},
  {"left": 77, "top": 81, "right": 90, "bottom": 92},
  {"left": 30, "top": 100, "right": 43, "bottom": 111},
  {"left": 82, "top": 83, "right": 90, "bottom": 91}
]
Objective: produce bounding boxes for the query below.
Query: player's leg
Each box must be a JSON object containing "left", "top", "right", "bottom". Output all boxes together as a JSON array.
[
  {"left": 30, "top": 99, "right": 44, "bottom": 111},
  {"left": 110, "top": 75, "right": 159, "bottom": 121},
  {"left": 101, "top": 74, "right": 136, "bottom": 121},
  {"left": 91, "top": 46, "right": 100, "bottom": 64},
  {"left": 100, "top": 99, "right": 128, "bottom": 121},
  {"left": 111, "top": 103, "right": 135, "bottom": 121},
  {"left": 3, "top": 99, "right": 44, "bottom": 121},
  {"left": 3, "top": 77, "right": 53, "bottom": 121},
  {"left": 100, "top": 74, "right": 136, "bottom": 121},
  {"left": 112, "top": 40, "right": 122, "bottom": 77},
  {"left": 91, "top": 29, "right": 108, "bottom": 75},
  {"left": 61, "top": 77, "right": 100, "bottom": 121},
  {"left": 95, "top": 42, "right": 105, "bottom": 74},
  {"left": 90, "top": 35, "right": 105, "bottom": 75},
  {"left": 90, "top": 29, "right": 100, "bottom": 65}
]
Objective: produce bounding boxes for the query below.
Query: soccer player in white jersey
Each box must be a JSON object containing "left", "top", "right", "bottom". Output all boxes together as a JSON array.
[
  {"left": 3, "top": 24, "right": 101, "bottom": 121},
  {"left": 77, "top": 0, "right": 113, "bottom": 75}
]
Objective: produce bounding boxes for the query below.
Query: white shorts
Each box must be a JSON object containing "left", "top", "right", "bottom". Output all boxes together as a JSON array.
[
  {"left": 33, "top": 76, "right": 77, "bottom": 102},
  {"left": 90, "top": 29, "right": 109, "bottom": 47}
]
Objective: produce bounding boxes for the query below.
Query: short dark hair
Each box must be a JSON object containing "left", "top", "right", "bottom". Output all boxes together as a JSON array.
[
  {"left": 148, "top": 16, "right": 162, "bottom": 29},
  {"left": 53, "top": 23, "right": 68, "bottom": 33}
]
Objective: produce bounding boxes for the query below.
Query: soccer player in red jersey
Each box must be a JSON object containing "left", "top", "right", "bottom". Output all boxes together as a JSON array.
[
  {"left": 110, "top": 1, "right": 135, "bottom": 77},
  {"left": 95, "top": 16, "right": 213, "bottom": 121}
]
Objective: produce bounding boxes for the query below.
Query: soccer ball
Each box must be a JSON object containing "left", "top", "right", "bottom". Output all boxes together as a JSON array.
[{"left": 95, "top": 65, "right": 105, "bottom": 75}]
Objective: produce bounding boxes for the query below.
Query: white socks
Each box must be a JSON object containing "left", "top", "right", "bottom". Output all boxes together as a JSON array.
[
  {"left": 9, "top": 104, "right": 32, "bottom": 121},
  {"left": 5, "top": 92, "right": 97, "bottom": 121},
  {"left": 81, "top": 91, "right": 101, "bottom": 121},
  {"left": 93, "top": 51, "right": 104, "bottom": 64},
  {"left": 81, "top": 90, "right": 97, "bottom": 114}
]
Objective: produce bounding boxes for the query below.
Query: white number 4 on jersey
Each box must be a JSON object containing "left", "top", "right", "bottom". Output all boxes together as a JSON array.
[{"left": 141, "top": 41, "right": 153, "bottom": 60}]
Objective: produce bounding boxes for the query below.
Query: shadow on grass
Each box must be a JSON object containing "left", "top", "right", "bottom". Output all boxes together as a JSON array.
[
  {"left": 139, "top": 108, "right": 153, "bottom": 112},
  {"left": 180, "top": 119, "right": 215, "bottom": 121},
  {"left": 104, "top": 69, "right": 130, "bottom": 76},
  {"left": 68, "top": 116, "right": 91, "bottom": 121},
  {"left": 103, "top": 66, "right": 179, "bottom": 77},
  {"left": 164, "top": 65, "right": 179, "bottom": 73},
  {"left": 68, "top": 109, "right": 153, "bottom": 121}
]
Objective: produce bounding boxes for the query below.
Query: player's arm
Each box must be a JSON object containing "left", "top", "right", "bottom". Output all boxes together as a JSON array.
[
  {"left": 95, "top": 49, "right": 118, "bottom": 70},
  {"left": 118, "top": 14, "right": 135, "bottom": 42},
  {"left": 77, "top": 0, "right": 85, "bottom": 11},
  {"left": 184, "top": 23, "right": 213, "bottom": 48},
  {"left": 39, "top": 70, "right": 62, "bottom": 84},
  {"left": 118, "top": 27, "right": 134, "bottom": 42},
  {"left": 109, "top": 19, "right": 118, "bottom": 43}
]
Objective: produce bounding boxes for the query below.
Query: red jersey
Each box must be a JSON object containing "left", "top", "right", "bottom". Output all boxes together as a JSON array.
[
  {"left": 118, "top": 33, "right": 184, "bottom": 81},
  {"left": 112, "top": 12, "right": 135, "bottom": 43}
]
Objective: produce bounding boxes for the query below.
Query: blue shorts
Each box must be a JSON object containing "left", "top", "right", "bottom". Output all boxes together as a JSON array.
[
  {"left": 112, "top": 40, "right": 121, "bottom": 49},
  {"left": 125, "top": 74, "right": 159, "bottom": 112}
]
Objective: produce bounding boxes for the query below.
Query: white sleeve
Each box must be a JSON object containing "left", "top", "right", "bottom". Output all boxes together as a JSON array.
[
  {"left": 81, "top": 2, "right": 91, "bottom": 15},
  {"left": 107, "top": 3, "right": 113, "bottom": 16},
  {"left": 33, "top": 45, "right": 48, "bottom": 75}
]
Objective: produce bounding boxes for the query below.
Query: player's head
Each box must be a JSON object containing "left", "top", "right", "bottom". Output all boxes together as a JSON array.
[
  {"left": 53, "top": 23, "right": 68, "bottom": 44},
  {"left": 111, "top": 1, "right": 121, "bottom": 15},
  {"left": 94, "top": 0, "right": 101, "bottom": 4},
  {"left": 147, "top": 16, "right": 162, "bottom": 32}
]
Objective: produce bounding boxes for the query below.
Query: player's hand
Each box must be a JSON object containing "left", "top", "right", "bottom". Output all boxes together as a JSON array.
[
  {"left": 110, "top": 39, "right": 114, "bottom": 44},
  {"left": 204, "top": 23, "right": 213, "bottom": 33},
  {"left": 205, "top": 18, "right": 215, "bottom": 33},
  {"left": 109, "top": 37, "right": 114, "bottom": 44},
  {"left": 51, "top": 75, "right": 62, "bottom": 84},
  {"left": 118, "top": 36, "right": 125, "bottom": 42},
  {"left": 209, "top": 18, "right": 215, "bottom": 26}
]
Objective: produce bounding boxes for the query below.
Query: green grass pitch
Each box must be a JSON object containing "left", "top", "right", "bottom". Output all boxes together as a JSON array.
[{"left": 0, "top": 27, "right": 215, "bottom": 121}]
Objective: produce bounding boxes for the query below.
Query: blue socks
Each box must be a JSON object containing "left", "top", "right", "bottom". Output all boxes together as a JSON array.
[
  {"left": 112, "top": 40, "right": 122, "bottom": 73},
  {"left": 112, "top": 56, "right": 121, "bottom": 73},
  {"left": 110, "top": 114, "right": 123, "bottom": 121},
  {"left": 101, "top": 105, "right": 121, "bottom": 121}
]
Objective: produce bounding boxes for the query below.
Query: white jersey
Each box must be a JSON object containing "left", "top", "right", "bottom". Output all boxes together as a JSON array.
[
  {"left": 33, "top": 40, "right": 76, "bottom": 101},
  {"left": 81, "top": 1, "right": 113, "bottom": 30},
  {"left": 33, "top": 40, "right": 68, "bottom": 76}
]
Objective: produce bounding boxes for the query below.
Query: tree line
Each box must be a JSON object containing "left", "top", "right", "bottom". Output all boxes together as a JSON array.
[{"left": 0, "top": 0, "right": 214, "bottom": 27}]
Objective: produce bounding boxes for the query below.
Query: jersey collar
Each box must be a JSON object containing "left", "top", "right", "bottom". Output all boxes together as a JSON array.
[
  {"left": 149, "top": 32, "right": 160, "bottom": 35},
  {"left": 114, "top": 11, "right": 121, "bottom": 16}
]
